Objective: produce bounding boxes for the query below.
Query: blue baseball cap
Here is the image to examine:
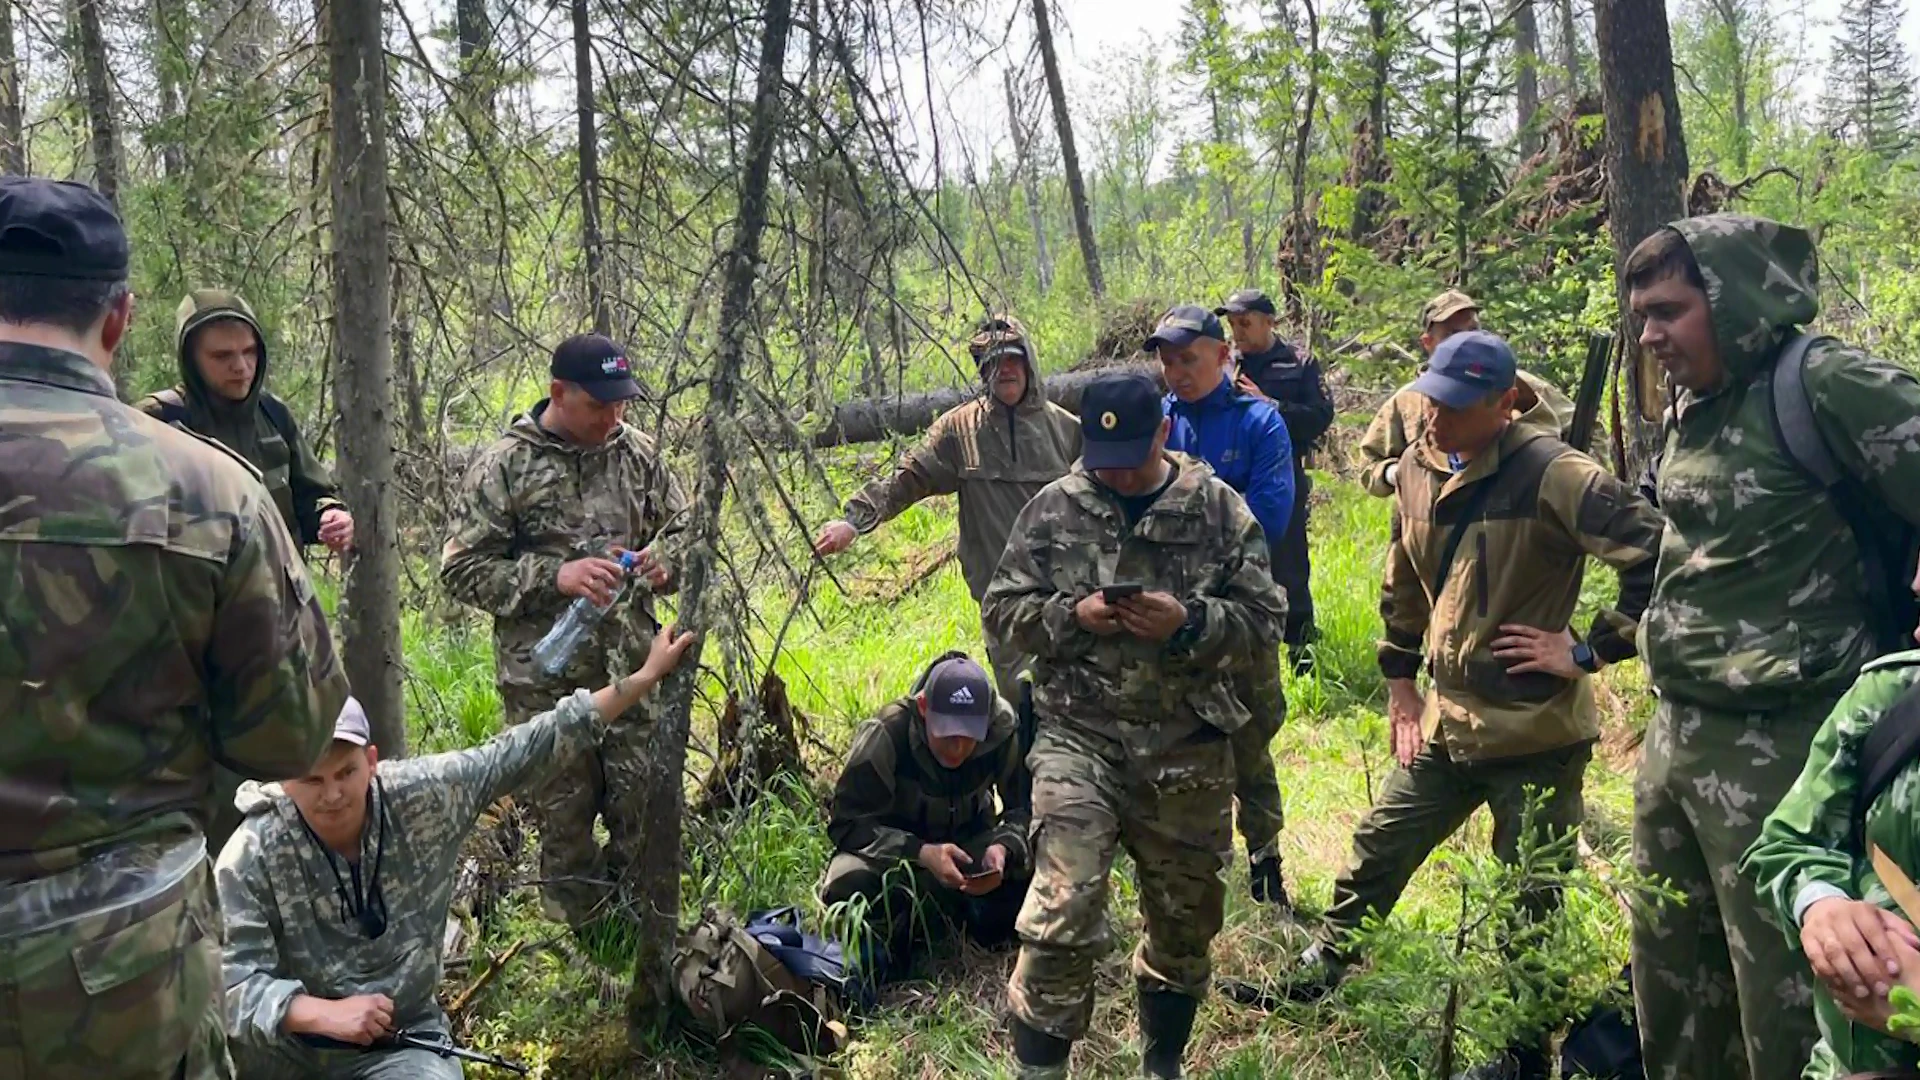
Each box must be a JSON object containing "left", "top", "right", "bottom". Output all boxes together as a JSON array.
[
  {"left": 1410, "top": 330, "right": 1517, "bottom": 409},
  {"left": 1144, "top": 305, "right": 1227, "bottom": 353},
  {"left": 1080, "top": 372, "right": 1166, "bottom": 470}
]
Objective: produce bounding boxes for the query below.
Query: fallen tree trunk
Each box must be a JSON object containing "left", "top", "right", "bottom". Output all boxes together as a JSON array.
[{"left": 811, "top": 358, "right": 1160, "bottom": 448}]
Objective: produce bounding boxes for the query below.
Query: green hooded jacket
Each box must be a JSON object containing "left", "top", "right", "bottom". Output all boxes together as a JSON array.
[
  {"left": 133, "top": 290, "right": 346, "bottom": 547},
  {"left": 1641, "top": 215, "right": 1920, "bottom": 714},
  {"left": 1742, "top": 652, "right": 1920, "bottom": 1079}
]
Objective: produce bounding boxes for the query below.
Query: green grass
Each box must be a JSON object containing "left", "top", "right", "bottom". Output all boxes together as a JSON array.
[{"left": 379, "top": 470, "right": 1647, "bottom": 1078}]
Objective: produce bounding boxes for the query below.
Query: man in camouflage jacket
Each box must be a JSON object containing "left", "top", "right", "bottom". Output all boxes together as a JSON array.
[
  {"left": 1628, "top": 214, "right": 1920, "bottom": 1080},
  {"left": 0, "top": 177, "right": 347, "bottom": 1079},
  {"left": 218, "top": 633, "right": 695, "bottom": 1079},
  {"left": 815, "top": 315, "right": 1082, "bottom": 698},
  {"left": 1357, "top": 290, "right": 1573, "bottom": 498},
  {"left": 983, "top": 373, "right": 1286, "bottom": 1080},
  {"left": 821, "top": 652, "right": 1031, "bottom": 985},
  {"left": 1744, "top": 638, "right": 1920, "bottom": 1080},
  {"left": 439, "top": 334, "right": 689, "bottom": 926}
]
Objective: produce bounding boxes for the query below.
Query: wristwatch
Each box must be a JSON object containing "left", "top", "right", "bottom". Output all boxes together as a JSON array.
[{"left": 1571, "top": 640, "right": 1600, "bottom": 674}]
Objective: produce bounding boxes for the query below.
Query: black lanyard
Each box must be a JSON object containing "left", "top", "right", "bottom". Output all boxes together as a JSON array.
[{"left": 301, "top": 778, "right": 390, "bottom": 939}]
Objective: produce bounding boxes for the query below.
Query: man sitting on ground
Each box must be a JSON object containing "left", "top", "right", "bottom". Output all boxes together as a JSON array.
[
  {"left": 821, "top": 653, "right": 1031, "bottom": 986},
  {"left": 217, "top": 629, "right": 697, "bottom": 1078}
]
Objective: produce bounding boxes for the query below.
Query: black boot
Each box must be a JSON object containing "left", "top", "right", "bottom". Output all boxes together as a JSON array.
[
  {"left": 1280, "top": 941, "right": 1350, "bottom": 1003},
  {"left": 1011, "top": 1018, "right": 1073, "bottom": 1079},
  {"left": 1286, "top": 618, "right": 1320, "bottom": 678},
  {"left": 1248, "top": 852, "right": 1294, "bottom": 913},
  {"left": 1451, "top": 1038, "right": 1551, "bottom": 1080},
  {"left": 1137, "top": 983, "right": 1199, "bottom": 1079}
]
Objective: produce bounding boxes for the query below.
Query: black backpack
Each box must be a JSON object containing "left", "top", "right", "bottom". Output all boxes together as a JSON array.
[
  {"left": 1849, "top": 662, "right": 1920, "bottom": 850},
  {"left": 1769, "top": 335, "right": 1920, "bottom": 656}
]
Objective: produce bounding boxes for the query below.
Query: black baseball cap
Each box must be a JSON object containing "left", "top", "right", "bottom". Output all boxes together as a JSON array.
[
  {"left": 551, "top": 334, "right": 642, "bottom": 403},
  {"left": 1081, "top": 372, "right": 1167, "bottom": 470},
  {"left": 921, "top": 656, "right": 993, "bottom": 741},
  {"left": 1215, "top": 288, "right": 1277, "bottom": 316},
  {"left": 0, "top": 177, "right": 128, "bottom": 281},
  {"left": 1144, "top": 305, "right": 1228, "bottom": 353},
  {"left": 1411, "top": 330, "right": 1517, "bottom": 408}
]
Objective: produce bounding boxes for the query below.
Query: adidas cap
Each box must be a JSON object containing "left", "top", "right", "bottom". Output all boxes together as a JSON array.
[{"left": 921, "top": 656, "right": 993, "bottom": 741}]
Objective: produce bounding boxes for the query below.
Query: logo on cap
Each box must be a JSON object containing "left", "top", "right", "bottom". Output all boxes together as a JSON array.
[
  {"left": 949, "top": 686, "right": 974, "bottom": 706},
  {"left": 602, "top": 355, "right": 630, "bottom": 376},
  {"left": 1101, "top": 411, "right": 1118, "bottom": 430}
]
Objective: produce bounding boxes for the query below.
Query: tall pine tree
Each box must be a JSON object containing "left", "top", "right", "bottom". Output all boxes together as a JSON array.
[{"left": 1824, "top": 0, "right": 1916, "bottom": 156}]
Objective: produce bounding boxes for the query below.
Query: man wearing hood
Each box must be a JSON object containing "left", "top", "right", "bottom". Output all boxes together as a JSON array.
[
  {"left": 217, "top": 630, "right": 696, "bottom": 1079},
  {"left": 985, "top": 373, "right": 1287, "bottom": 1080},
  {"left": 1218, "top": 288, "right": 1332, "bottom": 673},
  {"left": 1357, "top": 290, "right": 1573, "bottom": 498},
  {"left": 439, "top": 334, "right": 689, "bottom": 928},
  {"left": 1150, "top": 305, "right": 1299, "bottom": 914},
  {"left": 135, "top": 290, "right": 353, "bottom": 555},
  {"left": 820, "top": 653, "right": 1032, "bottom": 986},
  {"left": 1625, "top": 215, "right": 1920, "bottom": 1080},
  {"left": 814, "top": 315, "right": 1082, "bottom": 699}
]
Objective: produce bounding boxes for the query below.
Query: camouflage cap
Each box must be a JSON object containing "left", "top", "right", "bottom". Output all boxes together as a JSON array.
[
  {"left": 968, "top": 313, "right": 1032, "bottom": 371},
  {"left": 1420, "top": 289, "right": 1479, "bottom": 330}
]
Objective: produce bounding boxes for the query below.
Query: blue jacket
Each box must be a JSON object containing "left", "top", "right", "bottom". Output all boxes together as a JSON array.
[
  {"left": 1164, "top": 381, "right": 1295, "bottom": 553},
  {"left": 1237, "top": 340, "right": 1333, "bottom": 471}
]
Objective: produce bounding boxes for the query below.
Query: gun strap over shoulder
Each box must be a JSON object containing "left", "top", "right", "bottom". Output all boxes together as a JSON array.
[{"left": 1853, "top": 678, "right": 1920, "bottom": 850}]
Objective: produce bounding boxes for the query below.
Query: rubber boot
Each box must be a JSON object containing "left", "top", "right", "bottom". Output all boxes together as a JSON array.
[
  {"left": 1137, "top": 983, "right": 1199, "bottom": 1079},
  {"left": 1012, "top": 1018, "right": 1073, "bottom": 1080}
]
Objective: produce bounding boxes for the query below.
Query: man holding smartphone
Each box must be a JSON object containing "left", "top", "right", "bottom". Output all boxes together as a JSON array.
[
  {"left": 819, "top": 653, "right": 1032, "bottom": 987},
  {"left": 985, "top": 372, "right": 1286, "bottom": 1080}
]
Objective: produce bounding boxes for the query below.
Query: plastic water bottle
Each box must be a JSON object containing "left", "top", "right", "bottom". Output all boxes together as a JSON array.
[{"left": 532, "top": 551, "right": 637, "bottom": 677}]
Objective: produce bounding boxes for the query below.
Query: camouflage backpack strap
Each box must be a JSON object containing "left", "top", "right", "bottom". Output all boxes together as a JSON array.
[{"left": 672, "top": 913, "right": 742, "bottom": 1034}]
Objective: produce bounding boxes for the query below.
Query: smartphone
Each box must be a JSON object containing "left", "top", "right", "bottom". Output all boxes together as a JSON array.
[
  {"left": 964, "top": 866, "right": 999, "bottom": 881},
  {"left": 1100, "top": 582, "right": 1144, "bottom": 603}
]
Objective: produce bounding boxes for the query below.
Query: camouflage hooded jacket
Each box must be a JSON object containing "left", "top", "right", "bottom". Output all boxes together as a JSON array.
[
  {"left": 1358, "top": 369, "right": 1573, "bottom": 497},
  {"left": 827, "top": 650, "right": 1031, "bottom": 873},
  {"left": 439, "top": 402, "right": 689, "bottom": 693},
  {"left": 217, "top": 691, "right": 604, "bottom": 1049},
  {"left": 982, "top": 454, "right": 1287, "bottom": 756},
  {"left": 0, "top": 342, "right": 346, "bottom": 933},
  {"left": 1742, "top": 652, "right": 1920, "bottom": 1078},
  {"left": 842, "top": 347, "right": 1082, "bottom": 603},
  {"left": 133, "top": 290, "right": 346, "bottom": 547},
  {"left": 1641, "top": 215, "right": 1920, "bottom": 714}
]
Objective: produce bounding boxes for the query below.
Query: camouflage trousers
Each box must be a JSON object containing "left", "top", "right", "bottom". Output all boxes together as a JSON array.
[
  {"left": 501, "top": 682, "right": 649, "bottom": 926},
  {"left": 1632, "top": 698, "right": 1826, "bottom": 1080},
  {"left": 0, "top": 860, "right": 230, "bottom": 1080},
  {"left": 1007, "top": 724, "right": 1234, "bottom": 1040},
  {"left": 1230, "top": 651, "right": 1287, "bottom": 859},
  {"left": 819, "top": 830, "right": 1031, "bottom": 983},
  {"left": 1323, "top": 737, "right": 1591, "bottom": 945},
  {"left": 232, "top": 1041, "right": 463, "bottom": 1080}
]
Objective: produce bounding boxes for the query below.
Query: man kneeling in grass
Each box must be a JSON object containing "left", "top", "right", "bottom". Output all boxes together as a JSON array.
[
  {"left": 820, "top": 653, "right": 1032, "bottom": 987},
  {"left": 216, "top": 628, "right": 698, "bottom": 1079}
]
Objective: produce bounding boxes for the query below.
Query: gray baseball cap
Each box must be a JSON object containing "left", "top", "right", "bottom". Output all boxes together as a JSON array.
[
  {"left": 921, "top": 657, "right": 993, "bottom": 741},
  {"left": 332, "top": 696, "right": 372, "bottom": 746}
]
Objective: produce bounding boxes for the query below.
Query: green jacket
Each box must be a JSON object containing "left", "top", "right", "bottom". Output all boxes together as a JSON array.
[
  {"left": 439, "top": 401, "right": 689, "bottom": 693},
  {"left": 1642, "top": 215, "right": 1920, "bottom": 713},
  {"left": 843, "top": 351, "right": 1082, "bottom": 602},
  {"left": 133, "top": 290, "right": 346, "bottom": 547},
  {"left": 982, "top": 454, "right": 1287, "bottom": 754},
  {"left": 1379, "top": 424, "right": 1661, "bottom": 761},
  {"left": 1742, "top": 652, "right": 1920, "bottom": 1078},
  {"left": 0, "top": 342, "right": 345, "bottom": 932},
  {"left": 826, "top": 651, "right": 1031, "bottom": 874},
  {"left": 218, "top": 691, "right": 603, "bottom": 1051}
]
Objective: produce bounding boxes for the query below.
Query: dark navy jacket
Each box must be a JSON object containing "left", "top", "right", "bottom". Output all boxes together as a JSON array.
[
  {"left": 1237, "top": 339, "right": 1333, "bottom": 470},
  {"left": 1164, "top": 380, "right": 1295, "bottom": 550}
]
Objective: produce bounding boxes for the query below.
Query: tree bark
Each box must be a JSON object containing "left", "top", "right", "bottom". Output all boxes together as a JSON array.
[
  {"left": 327, "top": 0, "right": 407, "bottom": 755},
  {"left": 1709, "top": 0, "right": 1751, "bottom": 171},
  {"left": 73, "top": 0, "right": 120, "bottom": 203},
  {"left": 1516, "top": 0, "right": 1543, "bottom": 156},
  {"left": 1595, "top": 0, "right": 1690, "bottom": 478},
  {"left": 1031, "top": 0, "right": 1104, "bottom": 298},
  {"left": 0, "top": 0, "right": 24, "bottom": 174},
  {"left": 152, "top": 0, "right": 185, "bottom": 179},
  {"left": 1557, "top": 0, "right": 1581, "bottom": 103},
  {"left": 1005, "top": 69, "right": 1054, "bottom": 296},
  {"left": 625, "top": 0, "right": 791, "bottom": 1040},
  {"left": 1286, "top": 0, "right": 1321, "bottom": 315},
  {"left": 571, "top": 0, "right": 610, "bottom": 337},
  {"left": 1349, "top": 0, "right": 1390, "bottom": 243}
]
